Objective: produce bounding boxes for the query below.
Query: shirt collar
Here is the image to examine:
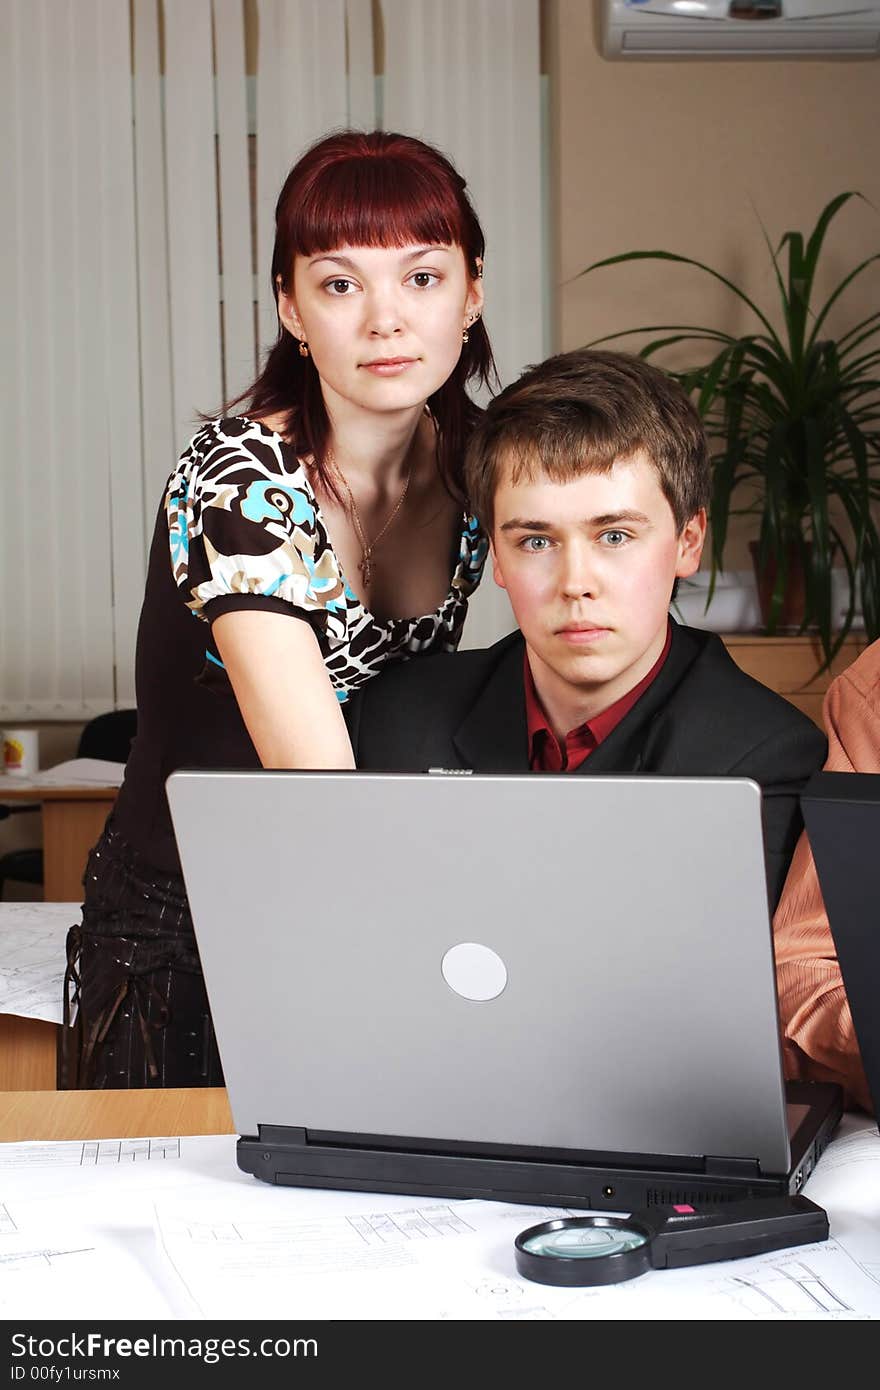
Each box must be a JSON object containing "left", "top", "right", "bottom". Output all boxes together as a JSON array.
[{"left": 525, "top": 622, "right": 673, "bottom": 769}]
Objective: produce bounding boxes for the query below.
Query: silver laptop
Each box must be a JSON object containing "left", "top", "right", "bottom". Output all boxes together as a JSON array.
[{"left": 166, "top": 771, "right": 841, "bottom": 1208}]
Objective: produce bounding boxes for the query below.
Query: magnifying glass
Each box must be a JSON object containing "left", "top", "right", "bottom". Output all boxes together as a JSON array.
[{"left": 514, "top": 1194, "right": 828, "bottom": 1287}]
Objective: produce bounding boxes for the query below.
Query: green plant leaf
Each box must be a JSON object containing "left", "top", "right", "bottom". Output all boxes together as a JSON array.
[
  {"left": 837, "top": 309, "right": 880, "bottom": 354},
  {"left": 804, "top": 419, "right": 832, "bottom": 571},
  {"left": 578, "top": 250, "right": 784, "bottom": 349},
  {"left": 585, "top": 325, "right": 737, "bottom": 352},
  {"left": 778, "top": 228, "right": 808, "bottom": 366},
  {"left": 838, "top": 347, "right": 880, "bottom": 382},
  {"left": 809, "top": 251, "right": 880, "bottom": 350},
  {"left": 578, "top": 194, "right": 880, "bottom": 651},
  {"left": 804, "top": 193, "right": 859, "bottom": 271}
]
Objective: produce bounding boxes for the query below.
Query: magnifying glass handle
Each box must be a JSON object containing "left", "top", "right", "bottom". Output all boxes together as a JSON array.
[{"left": 645, "top": 1195, "right": 829, "bottom": 1270}]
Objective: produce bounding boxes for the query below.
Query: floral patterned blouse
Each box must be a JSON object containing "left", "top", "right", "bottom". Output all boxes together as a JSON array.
[{"left": 165, "top": 416, "right": 487, "bottom": 701}]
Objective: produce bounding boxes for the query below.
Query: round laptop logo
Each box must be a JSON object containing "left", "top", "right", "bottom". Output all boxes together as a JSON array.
[{"left": 441, "top": 942, "right": 508, "bottom": 1002}]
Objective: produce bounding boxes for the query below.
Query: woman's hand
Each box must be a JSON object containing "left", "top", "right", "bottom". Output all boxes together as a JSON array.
[{"left": 212, "top": 609, "right": 355, "bottom": 769}]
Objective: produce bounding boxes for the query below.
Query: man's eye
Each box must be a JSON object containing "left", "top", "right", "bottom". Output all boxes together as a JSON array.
[
  {"left": 325, "top": 278, "right": 356, "bottom": 295},
  {"left": 520, "top": 536, "right": 550, "bottom": 552},
  {"left": 601, "top": 530, "right": 629, "bottom": 547},
  {"left": 407, "top": 271, "right": 440, "bottom": 288}
]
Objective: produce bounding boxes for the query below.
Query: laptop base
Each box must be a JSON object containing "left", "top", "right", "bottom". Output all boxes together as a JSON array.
[{"left": 237, "top": 1082, "right": 842, "bottom": 1210}]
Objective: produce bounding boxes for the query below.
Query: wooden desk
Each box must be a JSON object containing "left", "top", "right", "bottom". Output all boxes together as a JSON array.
[
  {"left": 0, "top": 902, "right": 79, "bottom": 1091},
  {"left": 0, "top": 783, "right": 116, "bottom": 900},
  {"left": 0, "top": 1016, "right": 59, "bottom": 1090},
  {"left": 721, "top": 634, "right": 869, "bottom": 728},
  {"left": 0, "top": 1086, "right": 234, "bottom": 1141}
]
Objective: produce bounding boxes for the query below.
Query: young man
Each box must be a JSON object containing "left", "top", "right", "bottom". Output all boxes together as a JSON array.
[{"left": 346, "top": 349, "right": 826, "bottom": 909}]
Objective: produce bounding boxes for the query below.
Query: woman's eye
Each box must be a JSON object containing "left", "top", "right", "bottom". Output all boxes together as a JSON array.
[
  {"left": 325, "top": 278, "right": 356, "bottom": 296},
  {"left": 407, "top": 271, "right": 440, "bottom": 289}
]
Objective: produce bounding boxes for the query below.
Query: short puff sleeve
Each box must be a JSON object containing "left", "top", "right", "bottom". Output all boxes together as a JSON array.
[{"left": 166, "top": 423, "right": 349, "bottom": 646}]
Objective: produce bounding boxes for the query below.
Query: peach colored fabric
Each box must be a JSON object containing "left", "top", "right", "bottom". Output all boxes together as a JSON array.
[{"left": 773, "top": 640, "right": 880, "bottom": 1113}]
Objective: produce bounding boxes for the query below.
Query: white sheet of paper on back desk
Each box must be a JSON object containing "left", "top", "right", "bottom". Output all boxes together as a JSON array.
[
  {"left": 0, "top": 759, "right": 125, "bottom": 794},
  {"left": 1, "top": 1120, "right": 878, "bottom": 1321}
]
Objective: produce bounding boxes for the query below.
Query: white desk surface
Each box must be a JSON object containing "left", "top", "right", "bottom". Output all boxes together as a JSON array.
[{"left": 0, "top": 1113, "right": 877, "bottom": 1320}]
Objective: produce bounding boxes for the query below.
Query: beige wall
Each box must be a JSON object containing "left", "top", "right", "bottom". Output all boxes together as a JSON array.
[{"left": 547, "top": 0, "right": 880, "bottom": 568}]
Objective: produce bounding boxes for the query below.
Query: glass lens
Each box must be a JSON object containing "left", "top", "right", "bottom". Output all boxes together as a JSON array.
[{"left": 522, "top": 1223, "right": 648, "bottom": 1260}]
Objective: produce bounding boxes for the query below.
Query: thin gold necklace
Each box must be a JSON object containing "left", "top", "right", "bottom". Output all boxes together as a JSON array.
[{"left": 326, "top": 448, "right": 413, "bottom": 590}]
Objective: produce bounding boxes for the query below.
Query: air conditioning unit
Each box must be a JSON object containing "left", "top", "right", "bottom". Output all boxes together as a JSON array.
[{"left": 601, "top": 1, "right": 880, "bottom": 59}]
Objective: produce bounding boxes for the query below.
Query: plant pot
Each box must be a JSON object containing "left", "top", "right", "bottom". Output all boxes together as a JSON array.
[{"left": 748, "top": 541, "right": 812, "bottom": 632}]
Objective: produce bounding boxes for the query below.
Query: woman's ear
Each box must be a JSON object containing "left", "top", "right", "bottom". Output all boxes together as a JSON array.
[
  {"left": 467, "top": 260, "right": 485, "bottom": 322},
  {"left": 276, "top": 275, "right": 304, "bottom": 339}
]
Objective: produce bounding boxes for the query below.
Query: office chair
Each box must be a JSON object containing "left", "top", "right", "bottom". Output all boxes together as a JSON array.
[{"left": 0, "top": 708, "right": 137, "bottom": 900}]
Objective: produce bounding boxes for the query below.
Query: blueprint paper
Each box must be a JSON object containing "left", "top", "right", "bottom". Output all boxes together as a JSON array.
[
  {"left": 0, "top": 1134, "right": 453, "bottom": 1320},
  {"left": 153, "top": 1194, "right": 880, "bottom": 1321},
  {"left": 148, "top": 1115, "right": 880, "bottom": 1320},
  {"left": 797, "top": 1123, "right": 880, "bottom": 1290},
  {"left": 1, "top": 1118, "right": 878, "bottom": 1320},
  {"left": 0, "top": 1136, "right": 233, "bottom": 1319},
  {"left": 0, "top": 904, "right": 77, "bottom": 1024}
]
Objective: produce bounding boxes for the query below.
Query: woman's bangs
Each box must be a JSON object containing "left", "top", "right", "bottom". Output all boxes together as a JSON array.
[{"left": 293, "top": 159, "right": 464, "bottom": 256}]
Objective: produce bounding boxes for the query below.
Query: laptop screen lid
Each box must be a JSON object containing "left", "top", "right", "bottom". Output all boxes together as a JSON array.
[
  {"left": 801, "top": 769, "right": 880, "bottom": 1123},
  {"left": 167, "top": 770, "right": 793, "bottom": 1176}
]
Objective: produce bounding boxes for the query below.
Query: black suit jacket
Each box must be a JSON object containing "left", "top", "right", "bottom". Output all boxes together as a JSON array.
[{"left": 346, "top": 623, "right": 827, "bottom": 911}]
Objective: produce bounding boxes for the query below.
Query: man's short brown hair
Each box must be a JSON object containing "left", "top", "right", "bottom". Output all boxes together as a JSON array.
[{"left": 465, "top": 348, "right": 710, "bottom": 533}]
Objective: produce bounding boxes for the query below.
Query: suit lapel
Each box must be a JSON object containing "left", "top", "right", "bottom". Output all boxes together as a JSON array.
[{"left": 452, "top": 634, "right": 530, "bottom": 771}]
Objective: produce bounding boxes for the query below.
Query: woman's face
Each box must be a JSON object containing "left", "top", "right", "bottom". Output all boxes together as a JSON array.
[{"left": 278, "top": 243, "right": 483, "bottom": 417}]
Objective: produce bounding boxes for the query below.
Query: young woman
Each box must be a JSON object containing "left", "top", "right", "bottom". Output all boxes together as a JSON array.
[{"left": 64, "top": 130, "right": 495, "bottom": 1089}]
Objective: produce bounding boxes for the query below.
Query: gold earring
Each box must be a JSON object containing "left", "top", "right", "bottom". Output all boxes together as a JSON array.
[
  {"left": 298, "top": 340, "right": 309, "bottom": 358},
  {"left": 463, "top": 311, "right": 480, "bottom": 344}
]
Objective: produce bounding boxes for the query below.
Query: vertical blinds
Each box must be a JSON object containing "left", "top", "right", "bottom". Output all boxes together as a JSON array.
[
  {"left": 383, "top": 0, "right": 543, "bottom": 646},
  {"left": 0, "top": 0, "right": 543, "bottom": 718}
]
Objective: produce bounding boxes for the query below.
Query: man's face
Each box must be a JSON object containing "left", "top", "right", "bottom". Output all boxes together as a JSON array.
[{"left": 490, "top": 450, "right": 706, "bottom": 719}]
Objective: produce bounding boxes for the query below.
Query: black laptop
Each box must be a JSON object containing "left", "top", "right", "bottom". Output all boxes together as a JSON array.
[
  {"left": 167, "top": 769, "right": 842, "bottom": 1209},
  {"left": 801, "top": 769, "right": 880, "bottom": 1123}
]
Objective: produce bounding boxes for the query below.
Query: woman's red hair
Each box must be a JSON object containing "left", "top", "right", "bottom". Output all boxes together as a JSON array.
[{"left": 226, "top": 130, "right": 496, "bottom": 501}]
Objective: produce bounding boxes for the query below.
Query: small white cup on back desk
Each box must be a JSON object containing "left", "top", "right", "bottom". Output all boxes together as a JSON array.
[{"left": 2, "top": 728, "right": 39, "bottom": 777}]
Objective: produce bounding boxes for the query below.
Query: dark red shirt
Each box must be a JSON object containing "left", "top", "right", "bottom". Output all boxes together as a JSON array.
[{"left": 525, "top": 624, "right": 672, "bottom": 772}]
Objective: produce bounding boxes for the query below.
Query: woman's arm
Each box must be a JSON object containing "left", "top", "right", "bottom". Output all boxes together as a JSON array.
[{"left": 212, "top": 609, "right": 355, "bottom": 769}]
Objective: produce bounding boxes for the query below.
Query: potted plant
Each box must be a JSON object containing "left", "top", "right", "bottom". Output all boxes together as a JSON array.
[{"left": 579, "top": 193, "right": 880, "bottom": 667}]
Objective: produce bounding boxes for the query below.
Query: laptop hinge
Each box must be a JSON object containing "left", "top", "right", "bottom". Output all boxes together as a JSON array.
[
  {"left": 259, "top": 1125, "right": 307, "bottom": 1145},
  {"left": 255, "top": 1128, "right": 765, "bottom": 1181},
  {"left": 704, "top": 1155, "right": 761, "bottom": 1178}
]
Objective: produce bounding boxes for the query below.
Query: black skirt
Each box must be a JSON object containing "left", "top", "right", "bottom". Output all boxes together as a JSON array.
[{"left": 63, "top": 823, "right": 224, "bottom": 1089}]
